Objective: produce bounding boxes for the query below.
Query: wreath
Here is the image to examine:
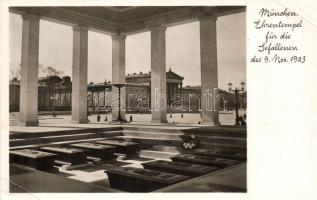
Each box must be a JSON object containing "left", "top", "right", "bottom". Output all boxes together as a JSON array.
[{"left": 180, "top": 134, "right": 200, "bottom": 149}]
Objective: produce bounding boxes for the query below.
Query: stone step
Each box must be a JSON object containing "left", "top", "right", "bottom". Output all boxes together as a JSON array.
[
  {"left": 190, "top": 132, "right": 246, "bottom": 139},
  {"left": 123, "top": 126, "right": 246, "bottom": 139},
  {"left": 139, "top": 150, "right": 179, "bottom": 160},
  {"left": 185, "top": 127, "right": 246, "bottom": 138},
  {"left": 10, "top": 131, "right": 122, "bottom": 147},
  {"left": 10, "top": 133, "right": 97, "bottom": 147},
  {"left": 115, "top": 130, "right": 245, "bottom": 146},
  {"left": 195, "top": 135, "right": 246, "bottom": 146},
  {"left": 121, "top": 130, "right": 183, "bottom": 140},
  {"left": 152, "top": 145, "right": 182, "bottom": 153},
  {"left": 152, "top": 143, "right": 246, "bottom": 154},
  {"left": 199, "top": 142, "right": 246, "bottom": 153},
  {"left": 122, "top": 131, "right": 246, "bottom": 146},
  {"left": 122, "top": 126, "right": 185, "bottom": 135},
  {"left": 9, "top": 137, "right": 108, "bottom": 150},
  {"left": 115, "top": 135, "right": 182, "bottom": 147},
  {"left": 9, "top": 127, "right": 122, "bottom": 139},
  {"left": 116, "top": 135, "right": 246, "bottom": 153}
]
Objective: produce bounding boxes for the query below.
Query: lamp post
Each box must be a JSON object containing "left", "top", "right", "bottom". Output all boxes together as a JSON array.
[
  {"left": 227, "top": 81, "right": 246, "bottom": 126},
  {"left": 105, "top": 87, "right": 109, "bottom": 112},
  {"left": 87, "top": 93, "right": 92, "bottom": 117},
  {"left": 50, "top": 94, "right": 57, "bottom": 117},
  {"left": 112, "top": 83, "right": 127, "bottom": 123}
]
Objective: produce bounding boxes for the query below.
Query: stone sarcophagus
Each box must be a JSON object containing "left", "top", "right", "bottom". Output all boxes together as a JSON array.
[
  {"left": 142, "top": 160, "right": 219, "bottom": 177},
  {"left": 194, "top": 149, "right": 246, "bottom": 161},
  {"left": 105, "top": 167, "right": 189, "bottom": 192},
  {"left": 40, "top": 146, "right": 87, "bottom": 165},
  {"left": 95, "top": 140, "right": 139, "bottom": 156},
  {"left": 69, "top": 142, "right": 116, "bottom": 160},
  {"left": 170, "top": 154, "right": 239, "bottom": 168},
  {"left": 10, "top": 149, "right": 57, "bottom": 171}
]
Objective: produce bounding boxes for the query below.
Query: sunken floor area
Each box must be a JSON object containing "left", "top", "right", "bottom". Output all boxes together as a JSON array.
[{"left": 9, "top": 124, "right": 246, "bottom": 193}]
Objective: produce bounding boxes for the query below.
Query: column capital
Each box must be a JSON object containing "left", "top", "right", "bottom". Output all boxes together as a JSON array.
[
  {"left": 21, "top": 13, "right": 40, "bottom": 21},
  {"left": 73, "top": 24, "right": 89, "bottom": 31},
  {"left": 111, "top": 34, "right": 126, "bottom": 40},
  {"left": 149, "top": 25, "right": 167, "bottom": 32},
  {"left": 146, "top": 17, "right": 167, "bottom": 31},
  {"left": 198, "top": 14, "right": 217, "bottom": 22}
]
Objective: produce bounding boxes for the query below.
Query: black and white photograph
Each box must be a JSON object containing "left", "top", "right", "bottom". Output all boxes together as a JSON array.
[
  {"left": 1, "top": 1, "right": 316, "bottom": 200},
  {"left": 7, "top": 6, "right": 246, "bottom": 193}
]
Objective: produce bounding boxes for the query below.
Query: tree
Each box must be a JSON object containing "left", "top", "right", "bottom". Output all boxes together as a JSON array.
[
  {"left": 39, "top": 64, "right": 64, "bottom": 77},
  {"left": 10, "top": 64, "right": 65, "bottom": 80},
  {"left": 46, "top": 66, "right": 64, "bottom": 77},
  {"left": 10, "top": 68, "right": 21, "bottom": 80}
]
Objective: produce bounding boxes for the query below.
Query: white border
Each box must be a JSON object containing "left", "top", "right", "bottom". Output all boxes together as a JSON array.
[{"left": 1, "top": 0, "right": 317, "bottom": 200}]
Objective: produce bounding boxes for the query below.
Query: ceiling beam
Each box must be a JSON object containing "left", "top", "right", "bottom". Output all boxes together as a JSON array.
[{"left": 9, "top": 6, "right": 245, "bottom": 36}]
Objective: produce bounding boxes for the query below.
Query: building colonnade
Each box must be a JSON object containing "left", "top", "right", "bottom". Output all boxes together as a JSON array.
[
  {"left": 17, "top": 11, "right": 220, "bottom": 126},
  {"left": 166, "top": 82, "right": 182, "bottom": 106}
]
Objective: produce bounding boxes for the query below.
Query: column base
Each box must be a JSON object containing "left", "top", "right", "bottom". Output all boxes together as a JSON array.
[
  {"left": 151, "top": 119, "right": 168, "bottom": 123},
  {"left": 112, "top": 114, "right": 127, "bottom": 122},
  {"left": 151, "top": 111, "right": 167, "bottom": 124},
  {"left": 18, "top": 121, "right": 39, "bottom": 127},
  {"left": 71, "top": 119, "right": 89, "bottom": 124},
  {"left": 112, "top": 118, "right": 128, "bottom": 123},
  {"left": 201, "top": 121, "right": 221, "bottom": 126}
]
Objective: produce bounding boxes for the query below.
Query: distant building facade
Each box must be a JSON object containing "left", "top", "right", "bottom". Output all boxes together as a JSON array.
[{"left": 9, "top": 69, "right": 246, "bottom": 113}]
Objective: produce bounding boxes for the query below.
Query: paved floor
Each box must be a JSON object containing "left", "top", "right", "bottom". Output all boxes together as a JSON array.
[
  {"left": 156, "top": 162, "right": 246, "bottom": 192},
  {"left": 10, "top": 164, "right": 119, "bottom": 192},
  {"left": 59, "top": 157, "right": 156, "bottom": 185},
  {"left": 10, "top": 159, "right": 246, "bottom": 193},
  {"left": 10, "top": 110, "right": 247, "bottom": 133}
]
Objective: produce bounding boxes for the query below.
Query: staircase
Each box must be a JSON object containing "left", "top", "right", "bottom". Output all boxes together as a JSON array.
[
  {"left": 9, "top": 125, "right": 246, "bottom": 159},
  {"left": 112, "top": 126, "right": 247, "bottom": 159},
  {"left": 9, "top": 127, "right": 122, "bottom": 150}
]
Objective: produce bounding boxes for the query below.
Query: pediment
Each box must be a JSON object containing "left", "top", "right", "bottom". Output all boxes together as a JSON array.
[{"left": 166, "top": 70, "right": 184, "bottom": 80}]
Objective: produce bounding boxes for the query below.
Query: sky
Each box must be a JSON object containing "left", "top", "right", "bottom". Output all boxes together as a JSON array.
[{"left": 9, "top": 11, "right": 246, "bottom": 90}]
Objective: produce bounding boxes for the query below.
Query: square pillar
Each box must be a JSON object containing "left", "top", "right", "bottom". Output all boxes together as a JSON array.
[
  {"left": 151, "top": 26, "right": 167, "bottom": 123},
  {"left": 19, "top": 14, "right": 40, "bottom": 126},
  {"left": 72, "top": 25, "right": 88, "bottom": 124},
  {"left": 167, "top": 83, "right": 171, "bottom": 106},
  {"left": 111, "top": 35, "right": 126, "bottom": 121},
  {"left": 200, "top": 16, "right": 220, "bottom": 125}
]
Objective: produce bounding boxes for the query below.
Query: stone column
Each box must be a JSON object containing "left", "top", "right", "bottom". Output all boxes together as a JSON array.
[
  {"left": 169, "top": 84, "right": 172, "bottom": 105},
  {"left": 19, "top": 14, "right": 40, "bottom": 126},
  {"left": 200, "top": 16, "right": 220, "bottom": 125},
  {"left": 72, "top": 25, "right": 88, "bottom": 123},
  {"left": 167, "top": 83, "right": 170, "bottom": 106},
  {"left": 151, "top": 26, "right": 167, "bottom": 123},
  {"left": 111, "top": 35, "right": 126, "bottom": 121},
  {"left": 174, "top": 84, "right": 177, "bottom": 96},
  {"left": 91, "top": 91, "right": 94, "bottom": 111},
  {"left": 58, "top": 90, "right": 61, "bottom": 107},
  {"left": 180, "top": 83, "right": 183, "bottom": 95},
  {"left": 64, "top": 91, "right": 66, "bottom": 107},
  {"left": 104, "top": 90, "right": 106, "bottom": 107}
]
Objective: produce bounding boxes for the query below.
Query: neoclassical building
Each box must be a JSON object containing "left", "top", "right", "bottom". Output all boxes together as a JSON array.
[
  {"left": 9, "top": 69, "right": 202, "bottom": 113},
  {"left": 9, "top": 69, "right": 246, "bottom": 114}
]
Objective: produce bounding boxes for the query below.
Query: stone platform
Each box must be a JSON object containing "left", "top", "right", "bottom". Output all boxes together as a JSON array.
[
  {"left": 10, "top": 164, "right": 119, "bottom": 192},
  {"left": 156, "top": 162, "right": 246, "bottom": 192},
  {"left": 9, "top": 117, "right": 246, "bottom": 193}
]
